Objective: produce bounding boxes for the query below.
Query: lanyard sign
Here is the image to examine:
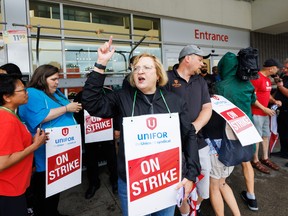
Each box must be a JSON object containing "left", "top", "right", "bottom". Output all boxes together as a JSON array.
[
  {"left": 211, "top": 95, "right": 262, "bottom": 146},
  {"left": 45, "top": 125, "right": 82, "bottom": 198},
  {"left": 123, "top": 113, "right": 181, "bottom": 216},
  {"left": 2, "top": 30, "right": 27, "bottom": 44},
  {"left": 84, "top": 110, "right": 113, "bottom": 143}
]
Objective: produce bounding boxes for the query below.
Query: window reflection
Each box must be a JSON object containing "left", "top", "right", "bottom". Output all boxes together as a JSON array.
[
  {"left": 28, "top": 0, "right": 162, "bottom": 74},
  {"left": 133, "top": 15, "right": 161, "bottom": 42},
  {"left": 29, "top": 1, "right": 60, "bottom": 35}
]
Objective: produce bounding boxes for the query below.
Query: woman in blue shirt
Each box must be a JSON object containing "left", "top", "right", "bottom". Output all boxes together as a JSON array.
[{"left": 19, "top": 64, "right": 82, "bottom": 216}]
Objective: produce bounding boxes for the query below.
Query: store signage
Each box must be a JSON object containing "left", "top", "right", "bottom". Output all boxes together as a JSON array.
[
  {"left": 162, "top": 19, "right": 249, "bottom": 48},
  {"left": 194, "top": 29, "right": 229, "bottom": 42},
  {"left": 2, "top": 30, "right": 27, "bottom": 44}
]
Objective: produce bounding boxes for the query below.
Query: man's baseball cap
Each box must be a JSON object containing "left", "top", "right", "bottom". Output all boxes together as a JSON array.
[
  {"left": 178, "top": 45, "right": 211, "bottom": 60},
  {"left": 263, "top": 58, "right": 283, "bottom": 68}
]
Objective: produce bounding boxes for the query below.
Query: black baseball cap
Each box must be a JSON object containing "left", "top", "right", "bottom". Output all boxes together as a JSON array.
[{"left": 263, "top": 58, "right": 283, "bottom": 68}]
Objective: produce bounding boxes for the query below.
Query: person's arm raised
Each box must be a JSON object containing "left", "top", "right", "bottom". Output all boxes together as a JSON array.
[{"left": 94, "top": 36, "right": 115, "bottom": 74}]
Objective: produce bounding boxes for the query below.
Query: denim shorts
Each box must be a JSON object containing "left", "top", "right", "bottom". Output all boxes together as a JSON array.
[{"left": 253, "top": 115, "right": 270, "bottom": 137}]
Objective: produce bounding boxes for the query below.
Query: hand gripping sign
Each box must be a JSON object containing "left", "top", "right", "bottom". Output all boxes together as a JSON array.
[
  {"left": 84, "top": 110, "right": 113, "bottom": 143},
  {"left": 123, "top": 113, "right": 182, "bottom": 216},
  {"left": 45, "top": 125, "right": 82, "bottom": 198},
  {"left": 211, "top": 95, "right": 262, "bottom": 146}
]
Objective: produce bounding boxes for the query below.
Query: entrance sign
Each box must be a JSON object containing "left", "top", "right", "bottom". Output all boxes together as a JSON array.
[
  {"left": 45, "top": 125, "right": 82, "bottom": 197},
  {"left": 84, "top": 110, "right": 113, "bottom": 143},
  {"left": 123, "top": 113, "right": 182, "bottom": 216},
  {"left": 211, "top": 95, "right": 262, "bottom": 146}
]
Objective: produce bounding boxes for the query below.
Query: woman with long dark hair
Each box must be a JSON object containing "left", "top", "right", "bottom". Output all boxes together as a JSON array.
[{"left": 18, "top": 65, "right": 82, "bottom": 216}]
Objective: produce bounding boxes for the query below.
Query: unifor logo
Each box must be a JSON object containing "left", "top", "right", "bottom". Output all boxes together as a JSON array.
[
  {"left": 146, "top": 117, "right": 157, "bottom": 130},
  {"left": 212, "top": 95, "right": 220, "bottom": 100},
  {"left": 62, "top": 127, "right": 69, "bottom": 136}
]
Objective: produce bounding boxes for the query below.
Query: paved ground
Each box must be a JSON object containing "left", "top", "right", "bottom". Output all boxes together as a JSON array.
[{"left": 58, "top": 145, "right": 288, "bottom": 216}]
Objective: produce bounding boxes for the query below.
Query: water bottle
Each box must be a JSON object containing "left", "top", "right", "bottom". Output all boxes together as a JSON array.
[
  {"left": 271, "top": 104, "right": 278, "bottom": 111},
  {"left": 270, "top": 104, "right": 279, "bottom": 115}
]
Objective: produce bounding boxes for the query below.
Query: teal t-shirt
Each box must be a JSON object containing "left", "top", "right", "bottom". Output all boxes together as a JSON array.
[{"left": 19, "top": 88, "right": 76, "bottom": 172}]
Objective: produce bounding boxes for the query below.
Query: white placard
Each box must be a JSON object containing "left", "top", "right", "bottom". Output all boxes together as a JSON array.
[
  {"left": 123, "top": 113, "right": 182, "bottom": 216},
  {"left": 45, "top": 125, "right": 82, "bottom": 197},
  {"left": 84, "top": 110, "right": 113, "bottom": 143},
  {"left": 211, "top": 95, "right": 262, "bottom": 146}
]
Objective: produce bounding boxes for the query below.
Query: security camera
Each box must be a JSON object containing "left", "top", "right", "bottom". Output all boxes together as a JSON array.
[{"left": 211, "top": 49, "right": 215, "bottom": 53}]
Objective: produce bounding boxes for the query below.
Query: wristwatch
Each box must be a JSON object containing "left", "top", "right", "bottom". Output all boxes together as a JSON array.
[{"left": 94, "top": 63, "right": 106, "bottom": 70}]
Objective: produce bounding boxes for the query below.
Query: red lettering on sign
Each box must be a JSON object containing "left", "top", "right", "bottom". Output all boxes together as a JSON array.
[
  {"left": 128, "top": 147, "right": 180, "bottom": 202},
  {"left": 220, "top": 108, "right": 252, "bottom": 133},
  {"left": 47, "top": 146, "right": 81, "bottom": 184},
  {"left": 85, "top": 116, "right": 112, "bottom": 134},
  {"left": 195, "top": 29, "right": 229, "bottom": 42},
  {"left": 221, "top": 108, "right": 244, "bottom": 120}
]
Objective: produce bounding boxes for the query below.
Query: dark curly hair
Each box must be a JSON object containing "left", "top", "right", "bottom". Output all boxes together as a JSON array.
[{"left": 0, "top": 74, "right": 22, "bottom": 105}]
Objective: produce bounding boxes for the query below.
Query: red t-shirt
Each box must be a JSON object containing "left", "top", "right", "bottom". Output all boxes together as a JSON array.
[
  {"left": 251, "top": 72, "right": 272, "bottom": 116},
  {"left": 0, "top": 109, "right": 33, "bottom": 196}
]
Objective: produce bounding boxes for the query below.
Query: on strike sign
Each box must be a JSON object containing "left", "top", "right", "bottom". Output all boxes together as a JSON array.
[
  {"left": 45, "top": 125, "right": 82, "bottom": 198},
  {"left": 220, "top": 107, "right": 252, "bottom": 133},
  {"left": 123, "top": 113, "right": 182, "bottom": 216},
  {"left": 211, "top": 95, "right": 262, "bottom": 146},
  {"left": 47, "top": 146, "right": 81, "bottom": 184},
  {"left": 128, "top": 148, "right": 179, "bottom": 202},
  {"left": 84, "top": 110, "right": 113, "bottom": 143}
]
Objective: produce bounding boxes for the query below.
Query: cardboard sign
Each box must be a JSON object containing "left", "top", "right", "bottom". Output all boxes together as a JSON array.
[
  {"left": 123, "top": 113, "right": 182, "bottom": 216},
  {"left": 84, "top": 110, "right": 113, "bottom": 143},
  {"left": 2, "top": 30, "right": 27, "bottom": 44},
  {"left": 211, "top": 95, "right": 262, "bottom": 146},
  {"left": 45, "top": 125, "right": 82, "bottom": 197}
]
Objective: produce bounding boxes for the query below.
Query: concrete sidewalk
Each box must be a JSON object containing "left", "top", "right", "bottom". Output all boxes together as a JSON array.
[
  {"left": 59, "top": 166, "right": 121, "bottom": 216},
  {"left": 58, "top": 149, "right": 288, "bottom": 216},
  {"left": 201, "top": 153, "right": 288, "bottom": 216}
]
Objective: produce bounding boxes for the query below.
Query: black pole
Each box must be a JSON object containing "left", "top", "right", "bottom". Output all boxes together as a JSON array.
[{"left": 36, "top": 25, "right": 41, "bottom": 66}]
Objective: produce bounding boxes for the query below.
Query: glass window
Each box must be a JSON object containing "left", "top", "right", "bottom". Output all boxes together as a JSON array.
[
  {"left": 31, "top": 38, "right": 63, "bottom": 71},
  {"left": 92, "top": 11, "right": 124, "bottom": 26},
  {"left": 30, "top": 1, "right": 60, "bottom": 19},
  {"left": 28, "top": 1, "right": 162, "bottom": 76},
  {"left": 63, "top": 6, "right": 90, "bottom": 22},
  {"left": 63, "top": 6, "right": 130, "bottom": 40},
  {"left": 65, "top": 40, "right": 131, "bottom": 74},
  {"left": 29, "top": 0, "right": 61, "bottom": 35},
  {"left": 133, "top": 16, "right": 161, "bottom": 42}
]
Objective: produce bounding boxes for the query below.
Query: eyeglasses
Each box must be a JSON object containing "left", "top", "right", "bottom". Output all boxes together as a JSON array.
[
  {"left": 133, "top": 65, "right": 154, "bottom": 73},
  {"left": 14, "top": 88, "right": 27, "bottom": 93}
]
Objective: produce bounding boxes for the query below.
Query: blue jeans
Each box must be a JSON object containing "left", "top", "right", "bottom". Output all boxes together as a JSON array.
[{"left": 118, "top": 178, "right": 175, "bottom": 216}]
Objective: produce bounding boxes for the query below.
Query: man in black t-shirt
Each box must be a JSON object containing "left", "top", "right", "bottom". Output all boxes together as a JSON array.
[
  {"left": 274, "top": 59, "right": 288, "bottom": 160},
  {"left": 200, "top": 62, "right": 216, "bottom": 84},
  {"left": 165, "top": 45, "right": 212, "bottom": 216}
]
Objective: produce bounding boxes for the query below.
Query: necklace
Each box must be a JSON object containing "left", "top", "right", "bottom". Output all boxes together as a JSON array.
[{"left": 0, "top": 106, "right": 22, "bottom": 122}]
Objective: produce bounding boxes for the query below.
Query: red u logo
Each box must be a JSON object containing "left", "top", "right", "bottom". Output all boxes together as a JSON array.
[
  {"left": 62, "top": 127, "right": 69, "bottom": 136},
  {"left": 146, "top": 117, "right": 157, "bottom": 130}
]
